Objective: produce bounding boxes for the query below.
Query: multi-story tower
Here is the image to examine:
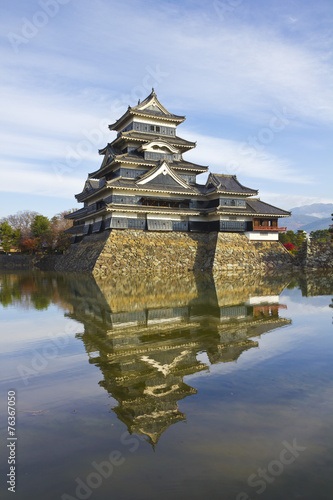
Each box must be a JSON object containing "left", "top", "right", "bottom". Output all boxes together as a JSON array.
[{"left": 67, "top": 89, "right": 290, "bottom": 241}]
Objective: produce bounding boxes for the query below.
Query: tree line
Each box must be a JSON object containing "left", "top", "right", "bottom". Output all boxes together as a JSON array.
[
  {"left": 1, "top": 210, "right": 332, "bottom": 255},
  {"left": 0, "top": 210, "right": 73, "bottom": 254},
  {"left": 279, "top": 224, "right": 333, "bottom": 254}
]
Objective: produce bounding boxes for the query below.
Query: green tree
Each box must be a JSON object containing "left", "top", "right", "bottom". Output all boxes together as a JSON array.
[
  {"left": 279, "top": 230, "right": 297, "bottom": 246},
  {"left": 279, "top": 229, "right": 307, "bottom": 254},
  {"left": 31, "top": 215, "right": 52, "bottom": 250},
  {"left": 0, "top": 222, "right": 21, "bottom": 253},
  {"left": 310, "top": 229, "right": 331, "bottom": 242},
  {"left": 0, "top": 210, "right": 38, "bottom": 239},
  {"left": 295, "top": 230, "right": 307, "bottom": 248},
  {"left": 31, "top": 215, "right": 51, "bottom": 238}
]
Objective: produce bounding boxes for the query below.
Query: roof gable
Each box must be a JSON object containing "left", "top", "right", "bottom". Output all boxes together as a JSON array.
[
  {"left": 136, "top": 161, "right": 192, "bottom": 190},
  {"left": 134, "top": 89, "right": 171, "bottom": 116},
  {"left": 205, "top": 173, "right": 257, "bottom": 195},
  {"left": 109, "top": 90, "right": 185, "bottom": 131}
]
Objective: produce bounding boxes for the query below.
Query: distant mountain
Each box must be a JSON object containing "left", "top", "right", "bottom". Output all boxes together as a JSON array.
[
  {"left": 301, "top": 217, "right": 332, "bottom": 232},
  {"left": 285, "top": 203, "right": 333, "bottom": 232}
]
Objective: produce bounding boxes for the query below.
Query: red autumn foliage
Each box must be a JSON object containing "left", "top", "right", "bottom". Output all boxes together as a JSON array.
[
  {"left": 283, "top": 242, "right": 294, "bottom": 251},
  {"left": 19, "top": 238, "right": 39, "bottom": 254}
]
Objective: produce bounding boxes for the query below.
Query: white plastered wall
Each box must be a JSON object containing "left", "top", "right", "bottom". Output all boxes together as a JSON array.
[{"left": 244, "top": 231, "right": 279, "bottom": 241}]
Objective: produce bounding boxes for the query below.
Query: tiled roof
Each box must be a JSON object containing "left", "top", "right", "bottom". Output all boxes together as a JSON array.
[
  {"left": 120, "top": 153, "right": 207, "bottom": 172},
  {"left": 173, "top": 160, "right": 208, "bottom": 171},
  {"left": 127, "top": 89, "right": 185, "bottom": 121},
  {"left": 109, "top": 90, "right": 186, "bottom": 130},
  {"left": 246, "top": 199, "right": 291, "bottom": 216},
  {"left": 130, "top": 109, "right": 184, "bottom": 120},
  {"left": 112, "top": 131, "right": 196, "bottom": 150},
  {"left": 211, "top": 199, "right": 290, "bottom": 217},
  {"left": 75, "top": 178, "right": 106, "bottom": 200},
  {"left": 208, "top": 174, "right": 257, "bottom": 195},
  {"left": 88, "top": 154, "right": 207, "bottom": 179},
  {"left": 65, "top": 207, "right": 88, "bottom": 219},
  {"left": 107, "top": 176, "right": 202, "bottom": 195}
]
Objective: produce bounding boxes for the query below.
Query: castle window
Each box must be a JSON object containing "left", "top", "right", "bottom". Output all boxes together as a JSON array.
[
  {"left": 220, "top": 198, "right": 246, "bottom": 207},
  {"left": 132, "top": 122, "right": 173, "bottom": 135}
]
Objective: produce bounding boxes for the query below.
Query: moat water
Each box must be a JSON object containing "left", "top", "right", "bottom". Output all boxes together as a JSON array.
[{"left": 0, "top": 271, "right": 332, "bottom": 500}]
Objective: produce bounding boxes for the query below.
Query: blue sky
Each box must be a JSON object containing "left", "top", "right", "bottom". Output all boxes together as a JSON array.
[{"left": 1, "top": 0, "right": 332, "bottom": 218}]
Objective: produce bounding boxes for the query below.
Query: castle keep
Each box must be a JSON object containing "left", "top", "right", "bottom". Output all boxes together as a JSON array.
[{"left": 66, "top": 90, "right": 290, "bottom": 242}]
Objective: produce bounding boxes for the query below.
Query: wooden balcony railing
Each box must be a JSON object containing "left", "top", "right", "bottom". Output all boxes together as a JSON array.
[{"left": 253, "top": 226, "right": 287, "bottom": 232}]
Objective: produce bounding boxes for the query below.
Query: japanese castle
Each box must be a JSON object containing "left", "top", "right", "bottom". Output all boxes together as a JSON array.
[{"left": 67, "top": 89, "right": 289, "bottom": 241}]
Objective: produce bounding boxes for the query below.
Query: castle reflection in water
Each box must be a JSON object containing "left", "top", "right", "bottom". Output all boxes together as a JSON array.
[
  {"left": 3, "top": 270, "right": 332, "bottom": 445},
  {"left": 64, "top": 271, "right": 293, "bottom": 446}
]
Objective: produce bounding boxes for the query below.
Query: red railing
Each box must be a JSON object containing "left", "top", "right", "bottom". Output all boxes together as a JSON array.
[{"left": 253, "top": 226, "right": 287, "bottom": 232}]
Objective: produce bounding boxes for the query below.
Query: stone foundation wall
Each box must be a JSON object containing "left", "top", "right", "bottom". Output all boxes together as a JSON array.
[
  {"left": 54, "top": 229, "right": 294, "bottom": 277},
  {"left": 0, "top": 231, "right": 297, "bottom": 276},
  {"left": 55, "top": 232, "right": 110, "bottom": 273},
  {"left": 93, "top": 230, "right": 218, "bottom": 278},
  {"left": 4, "top": 232, "right": 332, "bottom": 276},
  {"left": 212, "top": 233, "right": 294, "bottom": 275},
  {"left": 297, "top": 240, "right": 333, "bottom": 270}
]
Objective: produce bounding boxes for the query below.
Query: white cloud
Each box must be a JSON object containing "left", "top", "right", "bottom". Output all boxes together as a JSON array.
[
  {"left": 0, "top": 161, "right": 81, "bottom": 198},
  {"left": 184, "top": 132, "right": 313, "bottom": 184},
  {"left": 3, "top": 1, "right": 333, "bottom": 126},
  {"left": 87, "top": 3, "right": 333, "bottom": 125},
  {"left": 0, "top": 131, "right": 97, "bottom": 165},
  {"left": 0, "top": 84, "right": 112, "bottom": 140},
  {"left": 0, "top": 0, "right": 331, "bottom": 211}
]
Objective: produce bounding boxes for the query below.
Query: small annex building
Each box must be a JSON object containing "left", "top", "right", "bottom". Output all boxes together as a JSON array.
[{"left": 66, "top": 90, "right": 290, "bottom": 241}]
